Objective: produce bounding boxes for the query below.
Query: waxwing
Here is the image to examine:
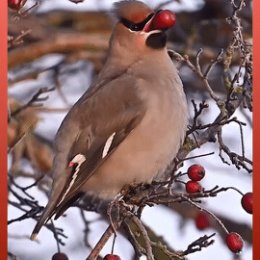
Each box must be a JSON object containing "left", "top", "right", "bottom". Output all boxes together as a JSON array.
[{"left": 31, "top": 0, "right": 188, "bottom": 240}]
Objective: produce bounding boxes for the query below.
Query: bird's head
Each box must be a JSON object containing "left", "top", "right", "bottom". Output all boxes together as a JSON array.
[{"left": 108, "top": 0, "right": 176, "bottom": 60}]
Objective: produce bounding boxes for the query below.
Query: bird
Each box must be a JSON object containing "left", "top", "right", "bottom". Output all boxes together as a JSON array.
[{"left": 31, "top": 0, "right": 188, "bottom": 240}]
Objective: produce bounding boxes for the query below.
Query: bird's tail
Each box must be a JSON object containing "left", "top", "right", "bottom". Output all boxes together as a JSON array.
[
  {"left": 30, "top": 175, "right": 67, "bottom": 240},
  {"left": 30, "top": 197, "right": 60, "bottom": 240}
]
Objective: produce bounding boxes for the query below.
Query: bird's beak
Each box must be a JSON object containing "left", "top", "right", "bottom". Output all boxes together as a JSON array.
[
  {"left": 143, "top": 14, "right": 156, "bottom": 32},
  {"left": 143, "top": 10, "right": 176, "bottom": 33}
]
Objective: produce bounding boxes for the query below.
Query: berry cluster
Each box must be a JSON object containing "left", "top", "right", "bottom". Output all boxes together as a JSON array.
[
  {"left": 184, "top": 164, "right": 252, "bottom": 254},
  {"left": 185, "top": 164, "right": 205, "bottom": 193}
]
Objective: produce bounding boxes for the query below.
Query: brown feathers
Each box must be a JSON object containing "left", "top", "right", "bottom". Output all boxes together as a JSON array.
[{"left": 114, "top": 0, "right": 153, "bottom": 23}]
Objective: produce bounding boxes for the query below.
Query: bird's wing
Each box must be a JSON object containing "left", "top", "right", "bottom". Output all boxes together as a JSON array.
[
  {"left": 31, "top": 73, "right": 146, "bottom": 239},
  {"left": 52, "top": 113, "right": 143, "bottom": 219}
]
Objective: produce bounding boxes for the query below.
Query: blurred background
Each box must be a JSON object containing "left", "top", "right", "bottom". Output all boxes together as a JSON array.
[{"left": 8, "top": 0, "right": 252, "bottom": 260}]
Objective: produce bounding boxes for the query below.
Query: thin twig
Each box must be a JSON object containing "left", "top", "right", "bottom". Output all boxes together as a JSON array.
[
  {"left": 86, "top": 222, "right": 122, "bottom": 260},
  {"left": 131, "top": 215, "right": 155, "bottom": 260},
  {"left": 11, "top": 87, "right": 55, "bottom": 118}
]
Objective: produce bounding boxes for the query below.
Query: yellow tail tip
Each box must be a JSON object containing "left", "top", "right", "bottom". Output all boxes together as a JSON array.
[{"left": 30, "top": 233, "right": 38, "bottom": 241}]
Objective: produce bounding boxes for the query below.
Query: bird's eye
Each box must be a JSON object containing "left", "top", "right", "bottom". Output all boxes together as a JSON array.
[
  {"left": 120, "top": 13, "right": 154, "bottom": 32},
  {"left": 131, "top": 24, "right": 140, "bottom": 31}
]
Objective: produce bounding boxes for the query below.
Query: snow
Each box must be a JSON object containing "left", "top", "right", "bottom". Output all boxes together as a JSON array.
[{"left": 34, "top": 0, "right": 204, "bottom": 13}]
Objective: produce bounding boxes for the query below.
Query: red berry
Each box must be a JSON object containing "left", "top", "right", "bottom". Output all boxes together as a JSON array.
[
  {"left": 226, "top": 232, "right": 244, "bottom": 253},
  {"left": 8, "top": 0, "right": 26, "bottom": 10},
  {"left": 187, "top": 164, "right": 205, "bottom": 181},
  {"left": 151, "top": 10, "right": 176, "bottom": 30},
  {"left": 241, "top": 192, "right": 252, "bottom": 214},
  {"left": 52, "top": 252, "right": 69, "bottom": 260},
  {"left": 185, "top": 181, "right": 202, "bottom": 193},
  {"left": 103, "top": 254, "right": 121, "bottom": 260},
  {"left": 195, "top": 212, "right": 210, "bottom": 230}
]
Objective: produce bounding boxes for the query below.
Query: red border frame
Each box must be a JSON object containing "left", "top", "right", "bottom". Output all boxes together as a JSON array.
[
  {"left": 0, "top": 0, "right": 7, "bottom": 259},
  {"left": 253, "top": 0, "right": 259, "bottom": 259}
]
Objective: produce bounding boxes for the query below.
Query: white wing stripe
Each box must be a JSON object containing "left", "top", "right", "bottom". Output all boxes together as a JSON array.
[
  {"left": 57, "top": 154, "right": 86, "bottom": 207},
  {"left": 102, "top": 132, "right": 116, "bottom": 158}
]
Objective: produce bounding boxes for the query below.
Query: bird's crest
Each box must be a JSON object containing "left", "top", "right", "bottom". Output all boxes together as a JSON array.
[{"left": 114, "top": 0, "right": 153, "bottom": 24}]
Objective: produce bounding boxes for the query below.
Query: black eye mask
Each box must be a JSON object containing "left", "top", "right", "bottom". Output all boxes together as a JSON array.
[{"left": 120, "top": 13, "right": 154, "bottom": 31}]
